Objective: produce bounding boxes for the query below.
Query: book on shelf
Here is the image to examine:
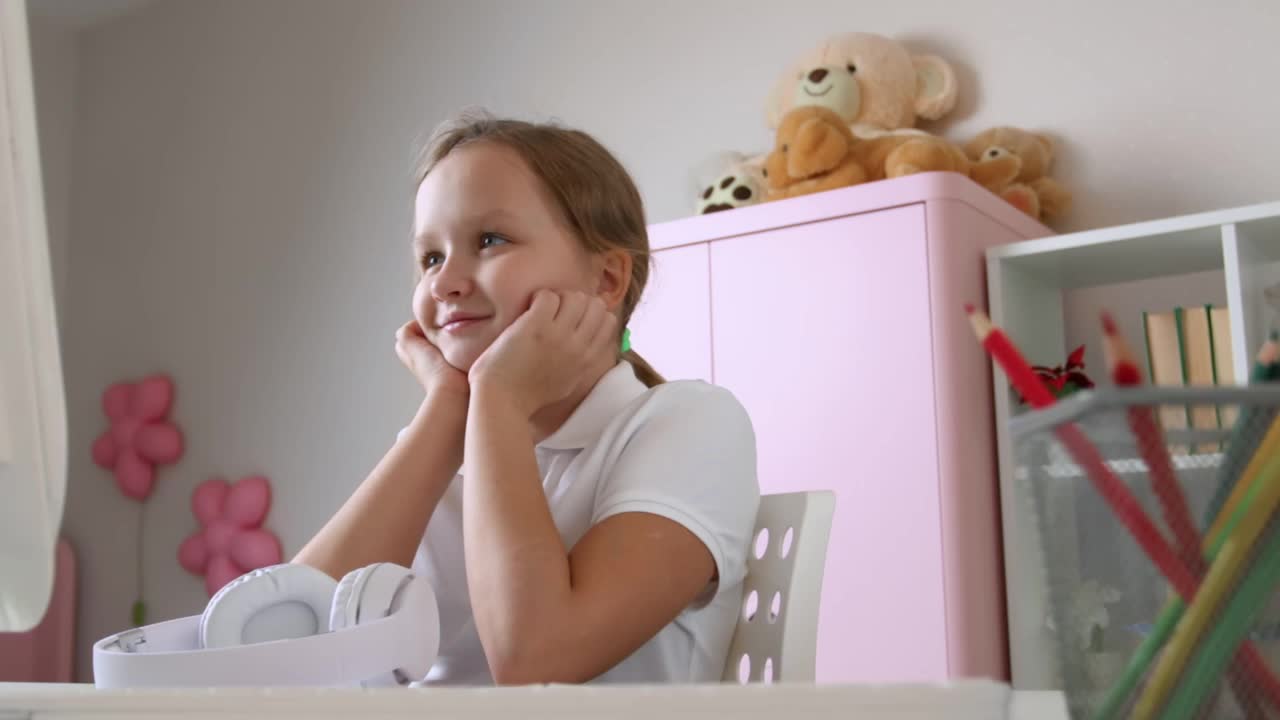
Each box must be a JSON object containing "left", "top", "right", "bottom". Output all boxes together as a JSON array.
[
  {"left": 1182, "top": 306, "right": 1220, "bottom": 452},
  {"left": 1207, "top": 305, "right": 1238, "bottom": 427},
  {"left": 1144, "top": 308, "right": 1191, "bottom": 453},
  {"left": 1142, "top": 304, "right": 1237, "bottom": 453}
]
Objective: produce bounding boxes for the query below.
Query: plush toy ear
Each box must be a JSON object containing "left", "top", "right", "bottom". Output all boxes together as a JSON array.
[
  {"left": 766, "top": 64, "right": 804, "bottom": 129},
  {"left": 788, "top": 116, "right": 849, "bottom": 179},
  {"left": 911, "top": 55, "right": 958, "bottom": 121}
]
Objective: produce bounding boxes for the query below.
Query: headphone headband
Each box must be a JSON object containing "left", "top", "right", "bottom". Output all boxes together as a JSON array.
[{"left": 93, "top": 572, "right": 438, "bottom": 688}]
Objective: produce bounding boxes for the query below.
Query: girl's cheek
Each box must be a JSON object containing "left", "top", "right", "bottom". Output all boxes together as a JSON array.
[{"left": 411, "top": 279, "right": 433, "bottom": 323}]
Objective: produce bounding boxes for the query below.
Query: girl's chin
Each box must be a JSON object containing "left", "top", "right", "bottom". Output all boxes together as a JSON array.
[
  {"left": 434, "top": 320, "right": 509, "bottom": 372},
  {"left": 441, "top": 343, "right": 486, "bottom": 374}
]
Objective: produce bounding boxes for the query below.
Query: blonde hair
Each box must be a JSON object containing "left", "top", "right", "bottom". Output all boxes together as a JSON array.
[{"left": 412, "top": 109, "right": 664, "bottom": 387}]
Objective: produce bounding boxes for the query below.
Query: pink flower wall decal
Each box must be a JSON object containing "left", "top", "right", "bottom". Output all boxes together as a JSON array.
[
  {"left": 91, "top": 374, "right": 184, "bottom": 501},
  {"left": 177, "top": 475, "right": 283, "bottom": 597}
]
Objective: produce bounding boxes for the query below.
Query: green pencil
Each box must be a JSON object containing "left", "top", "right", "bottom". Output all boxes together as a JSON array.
[
  {"left": 1095, "top": 454, "right": 1275, "bottom": 719},
  {"left": 1203, "top": 336, "right": 1280, "bottom": 528},
  {"left": 1162, "top": 508, "right": 1280, "bottom": 719}
]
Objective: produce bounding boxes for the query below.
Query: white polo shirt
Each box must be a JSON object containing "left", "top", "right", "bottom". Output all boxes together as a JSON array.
[{"left": 410, "top": 361, "right": 760, "bottom": 685}]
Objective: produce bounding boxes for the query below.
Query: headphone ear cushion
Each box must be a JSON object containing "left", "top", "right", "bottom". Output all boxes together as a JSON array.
[
  {"left": 329, "top": 564, "right": 431, "bottom": 687},
  {"left": 387, "top": 569, "right": 440, "bottom": 684},
  {"left": 329, "top": 563, "right": 405, "bottom": 633},
  {"left": 200, "top": 563, "right": 338, "bottom": 649},
  {"left": 328, "top": 566, "right": 366, "bottom": 633}
]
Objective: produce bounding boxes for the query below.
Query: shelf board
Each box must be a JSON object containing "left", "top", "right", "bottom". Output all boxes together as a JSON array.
[
  {"left": 989, "top": 200, "right": 1280, "bottom": 290},
  {"left": 995, "top": 226, "right": 1222, "bottom": 289}
]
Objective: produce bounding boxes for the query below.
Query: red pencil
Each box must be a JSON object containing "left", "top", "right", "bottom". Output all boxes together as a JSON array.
[
  {"left": 966, "top": 304, "right": 1057, "bottom": 409},
  {"left": 1101, "top": 312, "right": 1203, "bottom": 574},
  {"left": 966, "top": 304, "right": 1280, "bottom": 708},
  {"left": 965, "top": 306, "right": 1173, "bottom": 578}
]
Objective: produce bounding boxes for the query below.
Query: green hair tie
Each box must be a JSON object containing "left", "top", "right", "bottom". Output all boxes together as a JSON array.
[{"left": 620, "top": 328, "right": 632, "bottom": 354}]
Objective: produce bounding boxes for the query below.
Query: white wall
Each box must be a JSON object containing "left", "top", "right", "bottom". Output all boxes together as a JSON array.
[{"left": 40, "top": 0, "right": 1280, "bottom": 681}]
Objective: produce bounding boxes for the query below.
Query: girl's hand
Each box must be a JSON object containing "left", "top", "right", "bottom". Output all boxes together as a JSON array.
[
  {"left": 469, "top": 290, "right": 618, "bottom": 418},
  {"left": 395, "top": 320, "right": 469, "bottom": 400}
]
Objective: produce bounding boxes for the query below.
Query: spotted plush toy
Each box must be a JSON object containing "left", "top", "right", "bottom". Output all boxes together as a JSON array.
[{"left": 695, "top": 154, "right": 767, "bottom": 215}]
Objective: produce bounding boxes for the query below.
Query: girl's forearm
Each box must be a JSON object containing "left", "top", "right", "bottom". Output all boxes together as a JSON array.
[
  {"left": 462, "top": 385, "right": 572, "bottom": 683},
  {"left": 293, "top": 390, "right": 467, "bottom": 580}
]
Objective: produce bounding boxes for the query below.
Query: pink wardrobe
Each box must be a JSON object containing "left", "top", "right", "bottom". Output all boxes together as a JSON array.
[{"left": 631, "top": 172, "right": 1052, "bottom": 683}]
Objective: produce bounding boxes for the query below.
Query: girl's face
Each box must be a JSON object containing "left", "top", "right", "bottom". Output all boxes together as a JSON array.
[{"left": 411, "top": 142, "right": 602, "bottom": 372}]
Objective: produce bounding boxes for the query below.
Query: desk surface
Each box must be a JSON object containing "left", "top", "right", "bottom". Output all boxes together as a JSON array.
[{"left": 0, "top": 682, "right": 1067, "bottom": 719}]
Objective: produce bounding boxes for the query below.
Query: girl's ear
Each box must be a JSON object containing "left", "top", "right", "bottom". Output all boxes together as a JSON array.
[{"left": 594, "top": 248, "right": 633, "bottom": 311}]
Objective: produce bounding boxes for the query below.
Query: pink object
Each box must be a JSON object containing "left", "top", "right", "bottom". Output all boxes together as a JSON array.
[
  {"left": 91, "top": 374, "right": 184, "bottom": 501},
  {"left": 631, "top": 172, "right": 1052, "bottom": 683},
  {"left": 0, "top": 538, "right": 76, "bottom": 682},
  {"left": 178, "top": 475, "right": 282, "bottom": 597},
  {"left": 633, "top": 243, "right": 714, "bottom": 383}
]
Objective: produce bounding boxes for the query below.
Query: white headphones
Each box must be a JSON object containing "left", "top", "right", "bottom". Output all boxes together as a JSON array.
[{"left": 93, "top": 562, "right": 439, "bottom": 688}]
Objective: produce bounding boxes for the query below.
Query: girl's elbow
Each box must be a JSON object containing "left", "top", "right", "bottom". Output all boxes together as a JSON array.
[
  {"left": 482, "top": 635, "right": 544, "bottom": 685},
  {"left": 488, "top": 653, "right": 559, "bottom": 686},
  {"left": 487, "top": 648, "right": 592, "bottom": 686},
  {"left": 489, "top": 660, "right": 545, "bottom": 686}
]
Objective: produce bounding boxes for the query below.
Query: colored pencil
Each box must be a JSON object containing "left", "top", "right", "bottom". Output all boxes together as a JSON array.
[
  {"left": 1163, "top": 499, "right": 1280, "bottom": 719},
  {"left": 1206, "top": 338, "right": 1280, "bottom": 538},
  {"left": 1100, "top": 436, "right": 1280, "bottom": 718},
  {"left": 1135, "top": 448, "right": 1280, "bottom": 718},
  {"left": 1102, "top": 312, "right": 1203, "bottom": 573}
]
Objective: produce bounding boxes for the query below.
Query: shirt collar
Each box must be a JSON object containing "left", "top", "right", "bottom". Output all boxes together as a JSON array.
[{"left": 537, "top": 362, "right": 648, "bottom": 451}]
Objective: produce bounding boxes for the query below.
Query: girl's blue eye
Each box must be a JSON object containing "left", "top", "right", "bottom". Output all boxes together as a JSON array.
[
  {"left": 421, "top": 251, "right": 444, "bottom": 269},
  {"left": 480, "top": 233, "right": 509, "bottom": 249}
]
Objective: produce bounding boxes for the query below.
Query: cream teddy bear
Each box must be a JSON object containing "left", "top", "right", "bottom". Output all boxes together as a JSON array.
[
  {"left": 766, "top": 32, "right": 959, "bottom": 141},
  {"left": 765, "top": 33, "right": 969, "bottom": 181}
]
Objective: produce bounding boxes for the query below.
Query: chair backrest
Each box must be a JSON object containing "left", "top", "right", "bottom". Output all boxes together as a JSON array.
[{"left": 722, "top": 490, "right": 835, "bottom": 684}]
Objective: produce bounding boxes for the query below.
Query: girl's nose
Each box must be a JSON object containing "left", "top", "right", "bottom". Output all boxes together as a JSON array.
[{"left": 430, "top": 256, "right": 474, "bottom": 301}]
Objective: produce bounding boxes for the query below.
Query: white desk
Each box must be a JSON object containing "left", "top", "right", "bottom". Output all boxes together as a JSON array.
[{"left": 0, "top": 682, "right": 1066, "bottom": 719}]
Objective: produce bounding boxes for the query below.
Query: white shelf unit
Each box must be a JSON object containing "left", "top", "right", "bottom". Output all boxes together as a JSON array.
[{"left": 986, "top": 201, "right": 1280, "bottom": 689}]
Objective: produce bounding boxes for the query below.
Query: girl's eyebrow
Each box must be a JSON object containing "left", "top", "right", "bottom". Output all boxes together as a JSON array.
[{"left": 473, "top": 207, "right": 517, "bottom": 226}]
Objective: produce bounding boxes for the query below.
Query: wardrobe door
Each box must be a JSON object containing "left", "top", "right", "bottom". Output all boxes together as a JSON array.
[
  {"left": 628, "top": 242, "right": 713, "bottom": 383},
  {"left": 710, "top": 205, "right": 948, "bottom": 682}
]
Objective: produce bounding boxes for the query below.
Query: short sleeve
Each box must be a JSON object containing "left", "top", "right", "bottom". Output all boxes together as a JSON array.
[{"left": 591, "top": 382, "right": 760, "bottom": 605}]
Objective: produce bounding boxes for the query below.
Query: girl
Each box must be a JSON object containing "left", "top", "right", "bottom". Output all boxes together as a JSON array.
[{"left": 295, "top": 111, "right": 760, "bottom": 686}]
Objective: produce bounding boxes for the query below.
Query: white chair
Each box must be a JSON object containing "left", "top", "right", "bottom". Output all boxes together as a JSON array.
[{"left": 722, "top": 490, "right": 836, "bottom": 684}]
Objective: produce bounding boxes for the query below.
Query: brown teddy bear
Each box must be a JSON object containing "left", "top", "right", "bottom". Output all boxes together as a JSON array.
[
  {"left": 764, "top": 106, "right": 867, "bottom": 201},
  {"left": 766, "top": 106, "right": 973, "bottom": 201},
  {"left": 853, "top": 132, "right": 970, "bottom": 182},
  {"left": 965, "top": 127, "right": 1072, "bottom": 222}
]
